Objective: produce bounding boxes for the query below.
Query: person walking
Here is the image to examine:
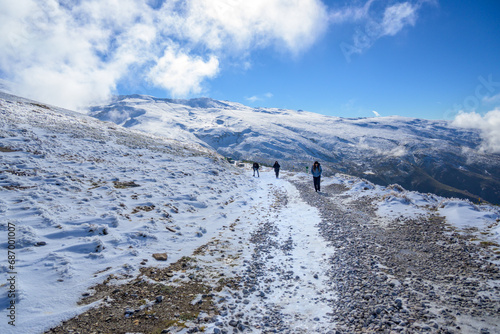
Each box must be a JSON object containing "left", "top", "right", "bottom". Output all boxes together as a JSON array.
[
  {"left": 252, "top": 162, "right": 260, "bottom": 177},
  {"left": 273, "top": 161, "right": 281, "bottom": 178},
  {"left": 311, "top": 161, "right": 322, "bottom": 192}
]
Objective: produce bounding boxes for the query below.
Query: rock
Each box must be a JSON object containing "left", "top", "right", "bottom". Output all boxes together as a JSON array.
[
  {"left": 395, "top": 299, "right": 403, "bottom": 309},
  {"left": 124, "top": 308, "right": 134, "bottom": 316},
  {"left": 152, "top": 253, "right": 168, "bottom": 261},
  {"left": 113, "top": 180, "right": 140, "bottom": 188}
]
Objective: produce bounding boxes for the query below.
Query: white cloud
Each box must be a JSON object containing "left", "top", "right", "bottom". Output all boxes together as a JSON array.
[
  {"left": 0, "top": 0, "right": 328, "bottom": 110},
  {"left": 372, "top": 110, "right": 381, "bottom": 117},
  {"left": 358, "top": 137, "right": 407, "bottom": 157},
  {"left": 380, "top": 3, "right": 417, "bottom": 36},
  {"left": 179, "top": 0, "right": 328, "bottom": 54},
  {"left": 329, "top": 0, "right": 375, "bottom": 24},
  {"left": 246, "top": 92, "right": 274, "bottom": 103},
  {"left": 337, "top": 1, "right": 430, "bottom": 61},
  {"left": 246, "top": 96, "right": 260, "bottom": 103},
  {"left": 148, "top": 45, "right": 219, "bottom": 97},
  {"left": 0, "top": 0, "right": 153, "bottom": 109},
  {"left": 452, "top": 109, "right": 500, "bottom": 154}
]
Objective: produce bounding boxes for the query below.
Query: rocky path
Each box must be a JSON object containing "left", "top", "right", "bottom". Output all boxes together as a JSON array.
[
  {"left": 291, "top": 178, "right": 500, "bottom": 334},
  {"left": 45, "top": 173, "right": 500, "bottom": 334}
]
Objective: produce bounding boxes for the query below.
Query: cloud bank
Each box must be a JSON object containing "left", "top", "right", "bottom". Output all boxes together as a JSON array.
[
  {"left": 1, "top": 1, "right": 428, "bottom": 110},
  {"left": 0, "top": 0, "right": 327, "bottom": 110},
  {"left": 453, "top": 109, "right": 500, "bottom": 154}
]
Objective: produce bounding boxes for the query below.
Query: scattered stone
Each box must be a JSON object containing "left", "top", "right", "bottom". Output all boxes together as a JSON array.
[
  {"left": 113, "top": 180, "right": 140, "bottom": 188},
  {"left": 0, "top": 146, "right": 18, "bottom": 152},
  {"left": 152, "top": 253, "right": 168, "bottom": 261}
]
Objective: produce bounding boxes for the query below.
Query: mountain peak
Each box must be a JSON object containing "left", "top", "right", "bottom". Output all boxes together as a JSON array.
[{"left": 110, "top": 95, "right": 236, "bottom": 110}]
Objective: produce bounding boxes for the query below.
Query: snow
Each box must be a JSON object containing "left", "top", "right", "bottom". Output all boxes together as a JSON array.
[
  {"left": 243, "top": 177, "right": 335, "bottom": 331},
  {"left": 327, "top": 174, "right": 500, "bottom": 246},
  {"left": 1, "top": 94, "right": 499, "bottom": 333},
  {"left": 437, "top": 200, "right": 500, "bottom": 246},
  {"left": 438, "top": 201, "right": 497, "bottom": 229},
  {"left": 0, "top": 98, "right": 254, "bottom": 333},
  {"left": 188, "top": 172, "right": 338, "bottom": 333}
]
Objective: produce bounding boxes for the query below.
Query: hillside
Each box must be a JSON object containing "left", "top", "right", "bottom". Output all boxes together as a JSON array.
[
  {"left": 0, "top": 93, "right": 253, "bottom": 332},
  {"left": 89, "top": 95, "right": 500, "bottom": 204}
]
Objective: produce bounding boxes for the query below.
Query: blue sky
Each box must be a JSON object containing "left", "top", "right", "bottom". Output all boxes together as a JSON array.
[
  {"left": 207, "top": 1, "right": 500, "bottom": 119},
  {"left": 1, "top": 1, "right": 500, "bottom": 120}
]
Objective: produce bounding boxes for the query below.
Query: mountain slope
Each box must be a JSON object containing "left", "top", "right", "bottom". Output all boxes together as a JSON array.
[
  {"left": 0, "top": 93, "right": 255, "bottom": 333},
  {"left": 90, "top": 95, "right": 500, "bottom": 204}
]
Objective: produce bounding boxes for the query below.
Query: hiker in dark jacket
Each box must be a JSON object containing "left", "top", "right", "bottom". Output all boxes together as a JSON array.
[
  {"left": 252, "top": 162, "right": 260, "bottom": 177},
  {"left": 273, "top": 161, "right": 280, "bottom": 178},
  {"left": 311, "top": 161, "right": 322, "bottom": 192}
]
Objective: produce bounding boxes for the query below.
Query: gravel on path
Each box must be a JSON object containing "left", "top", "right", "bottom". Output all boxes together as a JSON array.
[{"left": 292, "top": 178, "right": 500, "bottom": 334}]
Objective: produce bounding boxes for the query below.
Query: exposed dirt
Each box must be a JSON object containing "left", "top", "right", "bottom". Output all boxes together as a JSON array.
[{"left": 44, "top": 252, "right": 238, "bottom": 334}]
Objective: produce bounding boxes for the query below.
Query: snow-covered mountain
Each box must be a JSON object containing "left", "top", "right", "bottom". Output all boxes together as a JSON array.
[
  {"left": 90, "top": 95, "right": 500, "bottom": 205},
  {"left": 1, "top": 92, "right": 500, "bottom": 333}
]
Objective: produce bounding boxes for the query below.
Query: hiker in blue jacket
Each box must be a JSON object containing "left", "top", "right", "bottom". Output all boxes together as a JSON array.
[{"left": 311, "top": 161, "right": 322, "bottom": 192}]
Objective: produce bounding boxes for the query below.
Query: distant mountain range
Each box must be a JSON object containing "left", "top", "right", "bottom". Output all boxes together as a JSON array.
[{"left": 87, "top": 94, "right": 496, "bottom": 205}]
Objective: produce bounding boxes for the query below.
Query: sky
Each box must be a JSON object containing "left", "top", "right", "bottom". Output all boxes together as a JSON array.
[{"left": 1, "top": 0, "right": 500, "bottom": 122}]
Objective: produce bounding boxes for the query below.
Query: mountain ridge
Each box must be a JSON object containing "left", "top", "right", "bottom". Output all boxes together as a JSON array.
[{"left": 88, "top": 94, "right": 500, "bottom": 205}]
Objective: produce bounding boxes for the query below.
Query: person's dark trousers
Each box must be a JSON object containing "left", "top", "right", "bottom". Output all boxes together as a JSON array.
[
  {"left": 313, "top": 176, "right": 321, "bottom": 192},
  {"left": 275, "top": 170, "right": 279, "bottom": 178}
]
